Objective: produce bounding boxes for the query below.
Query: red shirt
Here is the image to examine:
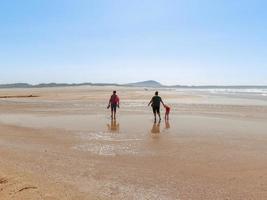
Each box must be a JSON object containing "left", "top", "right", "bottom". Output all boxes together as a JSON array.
[
  {"left": 110, "top": 94, "right": 120, "bottom": 105},
  {"left": 165, "top": 106, "right": 170, "bottom": 113}
]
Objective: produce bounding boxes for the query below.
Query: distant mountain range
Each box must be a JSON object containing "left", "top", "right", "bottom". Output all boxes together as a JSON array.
[{"left": 0, "top": 81, "right": 266, "bottom": 89}]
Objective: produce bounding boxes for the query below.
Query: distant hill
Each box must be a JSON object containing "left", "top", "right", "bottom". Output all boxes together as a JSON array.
[
  {"left": 0, "top": 83, "right": 32, "bottom": 88},
  {"left": 0, "top": 82, "right": 121, "bottom": 89},
  {"left": 0, "top": 83, "right": 88, "bottom": 89},
  {"left": 126, "top": 80, "right": 162, "bottom": 87},
  {"left": 0, "top": 81, "right": 266, "bottom": 89}
]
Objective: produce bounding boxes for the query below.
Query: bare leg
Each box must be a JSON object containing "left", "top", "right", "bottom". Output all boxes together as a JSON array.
[
  {"left": 158, "top": 112, "right": 161, "bottom": 122},
  {"left": 153, "top": 113, "right": 156, "bottom": 123}
]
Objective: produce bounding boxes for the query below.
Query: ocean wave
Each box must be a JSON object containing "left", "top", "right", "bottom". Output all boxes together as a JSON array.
[{"left": 176, "top": 88, "right": 267, "bottom": 96}]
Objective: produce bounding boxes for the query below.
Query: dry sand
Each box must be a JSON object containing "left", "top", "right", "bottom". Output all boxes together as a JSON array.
[{"left": 0, "top": 86, "right": 267, "bottom": 200}]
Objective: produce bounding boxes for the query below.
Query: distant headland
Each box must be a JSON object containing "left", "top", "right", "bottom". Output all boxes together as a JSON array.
[{"left": 0, "top": 80, "right": 266, "bottom": 89}]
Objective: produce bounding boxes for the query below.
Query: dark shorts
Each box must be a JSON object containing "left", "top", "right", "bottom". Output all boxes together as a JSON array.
[
  {"left": 111, "top": 104, "right": 117, "bottom": 112},
  {"left": 152, "top": 106, "right": 160, "bottom": 114}
]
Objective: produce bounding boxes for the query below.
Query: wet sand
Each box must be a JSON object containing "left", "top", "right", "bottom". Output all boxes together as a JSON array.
[{"left": 0, "top": 86, "right": 267, "bottom": 199}]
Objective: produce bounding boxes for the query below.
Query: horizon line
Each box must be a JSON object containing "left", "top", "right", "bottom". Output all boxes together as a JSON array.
[{"left": 0, "top": 81, "right": 267, "bottom": 88}]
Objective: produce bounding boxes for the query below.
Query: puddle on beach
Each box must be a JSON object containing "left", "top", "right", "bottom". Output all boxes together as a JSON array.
[
  {"left": 0, "top": 113, "right": 171, "bottom": 133},
  {"left": 72, "top": 130, "right": 151, "bottom": 156},
  {"left": 72, "top": 119, "right": 169, "bottom": 156},
  {"left": 2, "top": 113, "right": 266, "bottom": 158},
  {"left": 0, "top": 113, "right": 173, "bottom": 156}
]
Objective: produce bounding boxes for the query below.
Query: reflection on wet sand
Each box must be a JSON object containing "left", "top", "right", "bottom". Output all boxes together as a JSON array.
[
  {"left": 1, "top": 86, "right": 267, "bottom": 199},
  {"left": 151, "top": 122, "right": 160, "bottom": 134},
  {"left": 107, "top": 119, "right": 120, "bottom": 133},
  {"left": 151, "top": 122, "right": 160, "bottom": 138},
  {"left": 165, "top": 120, "right": 170, "bottom": 129}
]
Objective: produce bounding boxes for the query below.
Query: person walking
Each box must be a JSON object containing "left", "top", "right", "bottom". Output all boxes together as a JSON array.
[
  {"left": 107, "top": 91, "right": 120, "bottom": 119},
  {"left": 148, "top": 91, "right": 165, "bottom": 123}
]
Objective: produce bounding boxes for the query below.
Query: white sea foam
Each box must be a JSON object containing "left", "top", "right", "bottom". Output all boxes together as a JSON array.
[
  {"left": 176, "top": 88, "right": 267, "bottom": 96},
  {"left": 209, "top": 88, "right": 267, "bottom": 95}
]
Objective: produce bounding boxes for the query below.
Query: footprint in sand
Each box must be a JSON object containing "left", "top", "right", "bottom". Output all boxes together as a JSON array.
[
  {"left": 0, "top": 178, "right": 8, "bottom": 193},
  {"left": 0, "top": 178, "right": 8, "bottom": 184}
]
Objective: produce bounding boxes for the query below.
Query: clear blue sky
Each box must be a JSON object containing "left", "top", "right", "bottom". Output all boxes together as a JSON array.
[{"left": 1, "top": 0, "right": 267, "bottom": 85}]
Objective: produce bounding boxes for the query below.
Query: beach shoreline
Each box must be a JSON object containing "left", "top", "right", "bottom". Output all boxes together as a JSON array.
[{"left": 1, "top": 86, "right": 267, "bottom": 200}]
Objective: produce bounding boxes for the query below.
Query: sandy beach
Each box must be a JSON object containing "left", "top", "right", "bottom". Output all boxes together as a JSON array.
[{"left": 0, "top": 86, "right": 267, "bottom": 200}]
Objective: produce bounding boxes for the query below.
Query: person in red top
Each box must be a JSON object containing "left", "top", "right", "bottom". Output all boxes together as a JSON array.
[
  {"left": 164, "top": 105, "right": 171, "bottom": 121},
  {"left": 107, "top": 91, "right": 120, "bottom": 120}
]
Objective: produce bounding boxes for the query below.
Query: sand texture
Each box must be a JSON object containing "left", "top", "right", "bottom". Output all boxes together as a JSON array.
[{"left": 0, "top": 86, "right": 267, "bottom": 200}]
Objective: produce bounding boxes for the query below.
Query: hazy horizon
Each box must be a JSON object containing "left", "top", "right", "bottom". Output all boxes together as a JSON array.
[
  {"left": 1, "top": 0, "right": 267, "bottom": 85},
  {"left": 1, "top": 80, "right": 267, "bottom": 87}
]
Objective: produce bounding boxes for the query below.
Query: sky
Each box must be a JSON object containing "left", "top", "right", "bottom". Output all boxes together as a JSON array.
[{"left": 0, "top": 0, "right": 267, "bottom": 85}]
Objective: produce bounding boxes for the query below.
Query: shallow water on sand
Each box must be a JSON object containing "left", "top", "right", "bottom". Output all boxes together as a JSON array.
[
  {"left": 1, "top": 87, "right": 267, "bottom": 199},
  {"left": 1, "top": 113, "right": 267, "bottom": 158}
]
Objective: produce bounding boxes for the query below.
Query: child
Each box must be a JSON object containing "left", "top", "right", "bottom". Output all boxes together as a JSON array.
[{"left": 164, "top": 105, "right": 170, "bottom": 121}]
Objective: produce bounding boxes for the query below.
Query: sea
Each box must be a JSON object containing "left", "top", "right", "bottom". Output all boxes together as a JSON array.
[{"left": 175, "top": 87, "right": 267, "bottom": 99}]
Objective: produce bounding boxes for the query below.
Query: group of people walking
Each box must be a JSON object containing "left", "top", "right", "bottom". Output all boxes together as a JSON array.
[{"left": 107, "top": 90, "right": 170, "bottom": 123}]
